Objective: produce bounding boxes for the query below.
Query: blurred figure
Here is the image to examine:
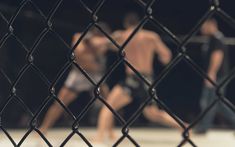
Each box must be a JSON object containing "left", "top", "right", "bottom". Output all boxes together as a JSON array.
[
  {"left": 39, "top": 23, "right": 111, "bottom": 134},
  {"left": 194, "top": 19, "right": 235, "bottom": 134},
  {"left": 95, "top": 13, "right": 188, "bottom": 142}
]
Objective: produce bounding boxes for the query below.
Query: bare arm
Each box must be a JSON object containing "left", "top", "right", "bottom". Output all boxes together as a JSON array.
[
  {"left": 205, "top": 49, "right": 224, "bottom": 87},
  {"left": 71, "top": 33, "right": 85, "bottom": 61},
  {"left": 208, "top": 50, "right": 224, "bottom": 75},
  {"left": 106, "top": 30, "right": 123, "bottom": 51},
  {"left": 70, "top": 33, "right": 98, "bottom": 70},
  {"left": 153, "top": 34, "right": 172, "bottom": 65},
  {"left": 86, "top": 31, "right": 121, "bottom": 53},
  {"left": 89, "top": 36, "right": 110, "bottom": 54}
]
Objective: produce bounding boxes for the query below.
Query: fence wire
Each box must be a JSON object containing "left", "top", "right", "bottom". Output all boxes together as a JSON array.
[{"left": 0, "top": 0, "right": 235, "bottom": 146}]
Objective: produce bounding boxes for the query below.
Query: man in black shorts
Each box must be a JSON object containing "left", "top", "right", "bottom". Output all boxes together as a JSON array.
[
  {"left": 119, "top": 74, "right": 153, "bottom": 105},
  {"left": 95, "top": 13, "right": 188, "bottom": 142}
]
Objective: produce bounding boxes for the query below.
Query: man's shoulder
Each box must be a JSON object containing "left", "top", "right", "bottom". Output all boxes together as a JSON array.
[
  {"left": 74, "top": 32, "right": 81, "bottom": 36},
  {"left": 113, "top": 30, "right": 124, "bottom": 35},
  {"left": 209, "top": 32, "right": 226, "bottom": 50},
  {"left": 211, "top": 32, "right": 224, "bottom": 42},
  {"left": 141, "top": 29, "right": 159, "bottom": 40},
  {"left": 211, "top": 34, "right": 224, "bottom": 44},
  {"left": 73, "top": 32, "right": 82, "bottom": 40}
]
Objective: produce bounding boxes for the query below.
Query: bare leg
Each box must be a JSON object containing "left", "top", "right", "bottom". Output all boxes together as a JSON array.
[
  {"left": 107, "top": 115, "right": 116, "bottom": 141},
  {"left": 143, "top": 105, "right": 187, "bottom": 130},
  {"left": 100, "top": 84, "right": 109, "bottom": 98},
  {"left": 96, "top": 85, "right": 132, "bottom": 142},
  {"left": 39, "top": 87, "right": 77, "bottom": 134},
  {"left": 100, "top": 84, "right": 116, "bottom": 139}
]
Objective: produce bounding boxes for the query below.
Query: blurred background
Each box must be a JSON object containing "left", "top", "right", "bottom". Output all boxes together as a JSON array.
[{"left": 0, "top": 0, "right": 235, "bottom": 129}]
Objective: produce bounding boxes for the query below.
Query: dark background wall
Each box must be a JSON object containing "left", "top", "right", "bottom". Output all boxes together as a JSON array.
[{"left": 0, "top": 0, "right": 235, "bottom": 128}]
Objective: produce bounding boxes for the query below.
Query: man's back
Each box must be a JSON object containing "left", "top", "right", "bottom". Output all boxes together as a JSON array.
[{"left": 116, "top": 29, "right": 157, "bottom": 75}]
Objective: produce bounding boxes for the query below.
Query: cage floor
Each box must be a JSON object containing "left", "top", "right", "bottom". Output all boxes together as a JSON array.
[{"left": 0, "top": 128, "right": 235, "bottom": 147}]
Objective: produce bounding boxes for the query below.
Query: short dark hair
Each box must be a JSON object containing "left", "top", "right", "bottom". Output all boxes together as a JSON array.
[
  {"left": 204, "top": 18, "right": 218, "bottom": 26},
  {"left": 123, "top": 12, "right": 140, "bottom": 28},
  {"left": 90, "top": 22, "right": 111, "bottom": 36},
  {"left": 98, "top": 22, "right": 112, "bottom": 34}
]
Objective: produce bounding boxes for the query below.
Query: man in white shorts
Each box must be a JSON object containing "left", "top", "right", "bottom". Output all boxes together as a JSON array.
[{"left": 39, "top": 23, "right": 111, "bottom": 134}]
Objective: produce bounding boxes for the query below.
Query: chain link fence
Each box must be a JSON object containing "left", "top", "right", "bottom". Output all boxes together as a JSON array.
[{"left": 0, "top": 0, "right": 235, "bottom": 146}]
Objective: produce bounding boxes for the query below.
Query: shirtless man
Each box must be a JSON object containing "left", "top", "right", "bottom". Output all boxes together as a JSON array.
[
  {"left": 39, "top": 23, "right": 110, "bottom": 134},
  {"left": 95, "top": 13, "right": 187, "bottom": 142}
]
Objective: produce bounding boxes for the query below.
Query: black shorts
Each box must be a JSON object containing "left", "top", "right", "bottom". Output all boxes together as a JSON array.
[{"left": 119, "top": 74, "right": 153, "bottom": 104}]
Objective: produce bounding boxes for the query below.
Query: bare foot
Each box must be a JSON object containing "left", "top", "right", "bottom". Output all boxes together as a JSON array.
[
  {"left": 90, "top": 134, "right": 109, "bottom": 147},
  {"left": 108, "top": 131, "right": 117, "bottom": 142},
  {"left": 91, "top": 131, "right": 117, "bottom": 144},
  {"left": 30, "top": 131, "right": 48, "bottom": 147},
  {"left": 91, "top": 133, "right": 105, "bottom": 143}
]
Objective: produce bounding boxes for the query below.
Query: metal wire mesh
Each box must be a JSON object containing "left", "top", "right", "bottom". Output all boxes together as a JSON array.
[{"left": 0, "top": 0, "right": 235, "bottom": 146}]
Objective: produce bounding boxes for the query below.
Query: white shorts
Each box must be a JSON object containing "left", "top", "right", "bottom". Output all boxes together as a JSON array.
[{"left": 64, "top": 68, "right": 102, "bottom": 93}]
